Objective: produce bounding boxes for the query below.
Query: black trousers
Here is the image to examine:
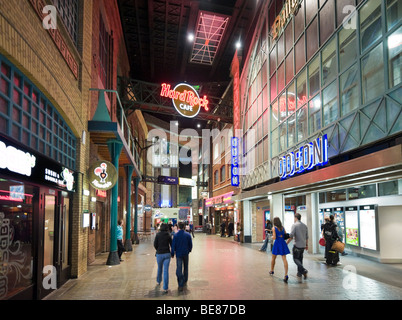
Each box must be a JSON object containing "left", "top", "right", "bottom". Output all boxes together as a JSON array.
[{"left": 117, "top": 239, "right": 125, "bottom": 259}]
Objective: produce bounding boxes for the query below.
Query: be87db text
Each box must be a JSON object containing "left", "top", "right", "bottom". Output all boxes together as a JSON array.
[{"left": 200, "top": 304, "right": 245, "bottom": 315}]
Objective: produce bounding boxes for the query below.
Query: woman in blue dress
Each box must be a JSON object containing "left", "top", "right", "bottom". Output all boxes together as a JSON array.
[{"left": 269, "top": 217, "right": 290, "bottom": 282}]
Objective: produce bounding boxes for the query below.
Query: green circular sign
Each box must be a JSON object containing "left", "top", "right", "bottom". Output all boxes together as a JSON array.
[{"left": 88, "top": 160, "right": 118, "bottom": 190}]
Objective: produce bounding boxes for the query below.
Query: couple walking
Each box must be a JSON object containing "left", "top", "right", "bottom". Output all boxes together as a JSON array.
[
  {"left": 153, "top": 222, "right": 193, "bottom": 293},
  {"left": 269, "top": 213, "right": 308, "bottom": 282}
]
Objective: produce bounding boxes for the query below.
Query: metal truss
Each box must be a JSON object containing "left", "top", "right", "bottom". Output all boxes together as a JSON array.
[{"left": 118, "top": 77, "right": 233, "bottom": 123}]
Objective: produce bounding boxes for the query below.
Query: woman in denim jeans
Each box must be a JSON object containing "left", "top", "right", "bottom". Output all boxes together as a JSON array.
[{"left": 154, "top": 223, "right": 172, "bottom": 293}]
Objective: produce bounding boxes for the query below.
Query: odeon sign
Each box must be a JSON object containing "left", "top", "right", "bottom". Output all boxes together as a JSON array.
[
  {"left": 160, "top": 83, "right": 209, "bottom": 118},
  {"left": 278, "top": 134, "right": 328, "bottom": 179}
]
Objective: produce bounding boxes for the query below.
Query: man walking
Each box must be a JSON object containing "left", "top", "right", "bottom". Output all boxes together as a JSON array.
[
  {"left": 171, "top": 222, "right": 193, "bottom": 291},
  {"left": 286, "top": 213, "right": 308, "bottom": 278}
]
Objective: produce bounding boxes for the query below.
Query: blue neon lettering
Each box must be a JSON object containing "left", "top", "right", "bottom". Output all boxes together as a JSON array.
[{"left": 278, "top": 134, "right": 328, "bottom": 179}]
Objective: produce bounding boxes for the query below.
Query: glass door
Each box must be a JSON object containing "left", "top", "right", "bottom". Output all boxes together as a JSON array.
[
  {"left": 57, "top": 194, "right": 71, "bottom": 285},
  {"left": 43, "top": 195, "right": 55, "bottom": 277}
]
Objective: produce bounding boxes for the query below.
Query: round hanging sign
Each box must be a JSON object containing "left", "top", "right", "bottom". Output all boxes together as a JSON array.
[
  {"left": 88, "top": 160, "right": 118, "bottom": 190},
  {"left": 160, "top": 83, "right": 209, "bottom": 118}
]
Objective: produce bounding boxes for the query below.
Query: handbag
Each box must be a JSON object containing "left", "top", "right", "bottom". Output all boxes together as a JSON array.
[
  {"left": 284, "top": 232, "right": 290, "bottom": 240},
  {"left": 331, "top": 240, "right": 345, "bottom": 253},
  {"left": 319, "top": 237, "right": 326, "bottom": 246}
]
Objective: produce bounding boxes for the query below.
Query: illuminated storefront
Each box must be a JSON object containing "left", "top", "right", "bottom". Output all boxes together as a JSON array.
[{"left": 235, "top": 0, "right": 402, "bottom": 262}]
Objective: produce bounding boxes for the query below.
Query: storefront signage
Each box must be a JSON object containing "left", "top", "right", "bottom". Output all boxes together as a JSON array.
[
  {"left": 88, "top": 160, "right": 118, "bottom": 190},
  {"left": 28, "top": 0, "right": 79, "bottom": 78},
  {"left": 157, "top": 175, "right": 179, "bottom": 185},
  {"left": 160, "top": 83, "right": 209, "bottom": 118},
  {"left": 0, "top": 140, "right": 36, "bottom": 177},
  {"left": 231, "top": 137, "right": 240, "bottom": 186},
  {"left": 271, "top": 0, "right": 302, "bottom": 40},
  {"left": 0, "top": 135, "right": 76, "bottom": 192},
  {"left": 278, "top": 134, "right": 328, "bottom": 179},
  {"left": 205, "top": 191, "right": 234, "bottom": 207}
]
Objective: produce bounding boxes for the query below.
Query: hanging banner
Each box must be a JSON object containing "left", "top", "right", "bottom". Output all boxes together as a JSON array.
[{"left": 88, "top": 160, "right": 118, "bottom": 190}]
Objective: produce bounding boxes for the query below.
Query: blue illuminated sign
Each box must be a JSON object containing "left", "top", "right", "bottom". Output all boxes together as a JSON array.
[
  {"left": 231, "top": 137, "right": 239, "bottom": 186},
  {"left": 278, "top": 134, "right": 328, "bottom": 179}
]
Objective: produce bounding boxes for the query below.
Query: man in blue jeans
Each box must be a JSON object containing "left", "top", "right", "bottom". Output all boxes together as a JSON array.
[
  {"left": 171, "top": 222, "right": 193, "bottom": 291},
  {"left": 286, "top": 213, "right": 308, "bottom": 278}
]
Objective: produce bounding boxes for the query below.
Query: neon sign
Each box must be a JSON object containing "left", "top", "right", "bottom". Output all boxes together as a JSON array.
[
  {"left": 0, "top": 140, "right": 36, "bottom": 177},
  {"left": 160, "top": 83, "right": 209, "bottom": 118},
  {"left": 278, "top": 134, "right": 328, "bottom": 179},
  {"left": 231, "top": 137, "right": 239, "bottom": 186},
  {"left": 271, "top": 0, "right": 302, "bottom": 40}
]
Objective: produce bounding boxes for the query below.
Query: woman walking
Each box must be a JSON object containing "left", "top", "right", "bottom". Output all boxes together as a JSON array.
[
  {"left": 154, "top": 223, "right": 172, "bottom": 293},
  {"left": 269, "top": 217, "right": 290, "bottom": 283}
]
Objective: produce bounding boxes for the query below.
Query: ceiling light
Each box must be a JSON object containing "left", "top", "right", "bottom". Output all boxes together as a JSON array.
[
  {"left": 197, "top": 124, "right": 201, "bottom": 128},
  {"left": 188, "top": 33, "right": 194, "bottom": 42},
  {"left": 236, "top": 41, "right": 241, "bottom": 49}
]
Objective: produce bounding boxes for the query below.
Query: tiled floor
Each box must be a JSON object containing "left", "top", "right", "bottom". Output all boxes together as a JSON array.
[{"left": 45, "top": 233, "right": 402, "bottom": 300}]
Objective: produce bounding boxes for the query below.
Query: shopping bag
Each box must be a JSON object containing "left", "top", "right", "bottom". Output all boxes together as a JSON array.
[
  {"left": 319, "top": 237, "right": 326, "bottom": 246},
  {"left": 331, "top": 240, "right": 345, "bottom": 253}
]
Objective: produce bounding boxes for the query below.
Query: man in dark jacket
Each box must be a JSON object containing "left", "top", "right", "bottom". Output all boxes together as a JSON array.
[{"left": 171, "top": 222, "right": 193, "bottom": 291}]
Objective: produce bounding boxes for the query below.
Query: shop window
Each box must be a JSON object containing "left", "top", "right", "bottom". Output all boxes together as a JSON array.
[
  {"left": 378, "top": 180, "right": 400, "bottom": 196},
  {"left": 309, "top": 94, "right": 321, "bottom": 134},
  {"left": 321, "top": 37, "right": 337, "bottom": 87},
  {"left": 340, "top": 63, "right": 359, "bottom": 116},
  {"left": 319, "top": 0, "right": 335, "bottom": 45},
  {"left": 322, "top": 80, "right": 338, "bottom": 127},
  {"left": 0, "top": 179, "right": 36, "bottom": 300},
  {"left": 388, "top": 26, "right": 402, "bottom": 89},
  {"left": 360, "top": 0, "right": 382, "bottom": 53},
  {"left": 325, "top": 189, "right": 347, "bottom": 202},
  {"left": 339, "top": 26, "right": 357, "bottom": 73},
  {"left": 361, "top": 43, "right": 384, "bottom": 104},
  {"left": 348, "top": 184, "right": 377, "bottom": 199},
  {"left": 297, "top": 104, "right": 308, "bottom": 142},
  {"left": 386, "top": 0, "right": 402, "bottom": 31},
  {"left": 295, "top": 34, "right": 305, "bottom": 74},
  {"left": 306, "top": 17, "right": 318, "bottom": 60},
  {"left": 308, "top": 55, "right": 320, "bottom": 98}
]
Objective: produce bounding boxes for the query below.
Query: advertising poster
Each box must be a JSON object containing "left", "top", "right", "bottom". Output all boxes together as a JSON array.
[
  {"left": 284, "top": 206, "right": 295, "bottom": 234},
  {"left": 359, "top": 205, "right": 377, "bottom": 250},
  {"left": 345, "top": 206, "right": 359, "bottom": 246},
  {"left": 334, "top": 207, "right": 345, "bottom": 243}
]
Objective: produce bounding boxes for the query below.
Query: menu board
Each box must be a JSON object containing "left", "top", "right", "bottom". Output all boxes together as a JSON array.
[
  {"left": 345, "top": 206, "right": 359, "bottom": 246},
  {"left": 359, "top": 205, "right": 377, "bottom": 250}
]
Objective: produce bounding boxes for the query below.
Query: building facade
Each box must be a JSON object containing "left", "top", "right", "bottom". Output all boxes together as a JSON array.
[
  {"left": 235, "top": 0, "right": 402, "bottom": 263},
  {"left": 0, "top": 0, "right": 142, "bottom": 300}
]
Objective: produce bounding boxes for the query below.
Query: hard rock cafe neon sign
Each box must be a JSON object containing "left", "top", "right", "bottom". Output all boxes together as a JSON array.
[
  {"left": 160, "top": 83, "right": 209, "bottom": 118},
  {"left": 271, "top": 0, "right": 302, "bottom": 40}
]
